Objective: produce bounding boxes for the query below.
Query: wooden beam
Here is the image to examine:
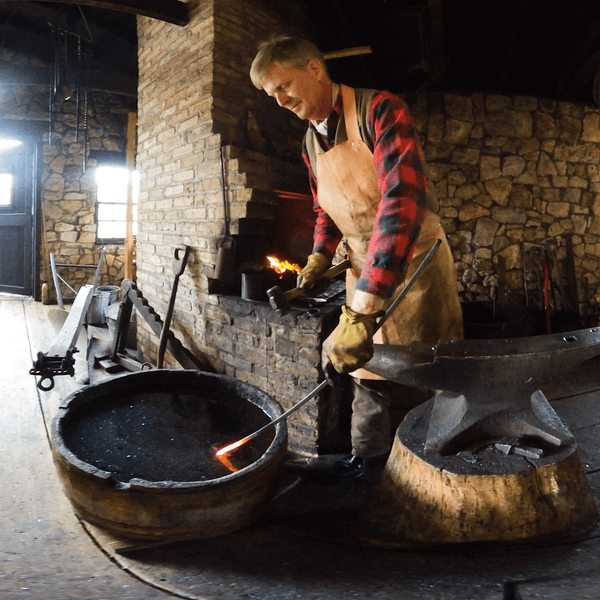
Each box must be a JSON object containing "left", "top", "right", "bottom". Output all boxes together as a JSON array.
[
  {"left": 324, "top": 46, "right": 373, "bottom": 60},
  {"left": 4, "top": 0, "right": 189, "bottom": 26},
  {"left": 0, "top": 64, "right": 137, "bottom": 96}
]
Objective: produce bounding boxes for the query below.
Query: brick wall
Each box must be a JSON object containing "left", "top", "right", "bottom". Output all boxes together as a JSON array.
[{"left": 135, "top": 0, "right": 344, "bottom": 456}]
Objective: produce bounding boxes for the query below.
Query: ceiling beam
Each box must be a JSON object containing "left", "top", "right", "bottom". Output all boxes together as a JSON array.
[
  {"left": 0, "top": 63, "right": 137, "bottom": 95},
  {"left": 3, "top": 0, "right": 189, "bottom": 26}
]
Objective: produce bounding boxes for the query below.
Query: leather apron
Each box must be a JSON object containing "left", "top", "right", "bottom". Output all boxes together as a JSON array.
[{"left": 313, "top": 85, "right": 463, "bottom": 380}]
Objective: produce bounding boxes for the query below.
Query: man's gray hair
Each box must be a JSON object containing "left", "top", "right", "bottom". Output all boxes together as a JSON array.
[{"left": 250, "top": 36, "right": 329, "bottom": 89}]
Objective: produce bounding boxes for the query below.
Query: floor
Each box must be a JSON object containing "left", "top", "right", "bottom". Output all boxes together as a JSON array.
[{"left": 4, "top": 295, "right": 600, "bottom": 600}]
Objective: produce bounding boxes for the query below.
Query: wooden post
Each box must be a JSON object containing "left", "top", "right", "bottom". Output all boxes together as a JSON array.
[{"left": 124, "top": 112, "right": 137, "bottom": 281}]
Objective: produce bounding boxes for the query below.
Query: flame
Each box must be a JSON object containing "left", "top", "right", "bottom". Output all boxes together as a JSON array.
[
  {"left": 267, "top": 256, "right": 301, "bottom": 275},
  {"left": 215, "top": 436, "right": 251, "bottom": 473}
]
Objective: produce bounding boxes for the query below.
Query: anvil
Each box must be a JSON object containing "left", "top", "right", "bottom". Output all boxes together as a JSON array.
[{"left": 364, "top": 327, "right": 600, "bottom": 455}]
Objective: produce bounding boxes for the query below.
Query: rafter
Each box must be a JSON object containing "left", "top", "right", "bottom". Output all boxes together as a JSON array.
[{"left": 3, "top": 0, "right": 189, "bottom": 26}]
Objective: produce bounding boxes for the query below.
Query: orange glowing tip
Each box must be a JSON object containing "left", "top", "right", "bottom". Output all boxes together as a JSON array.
[
  {"left": 215, "top": 436, "right": 253, "bottom": 473},
  {"left": 267, "top": 256, "right": 302, "bottom": 275},
  {"left": 215, "top": 436, "right": 251, "bottom": 457}
]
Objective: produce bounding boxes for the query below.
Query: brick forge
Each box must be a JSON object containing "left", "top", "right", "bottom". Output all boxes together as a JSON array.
[{"left": 134, "top": 1, "right": 349, "bottom": 456}]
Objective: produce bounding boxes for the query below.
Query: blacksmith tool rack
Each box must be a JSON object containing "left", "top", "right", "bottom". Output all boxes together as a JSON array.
[{"left": 98, "top": 279, "right": 212, "bottom": 374}]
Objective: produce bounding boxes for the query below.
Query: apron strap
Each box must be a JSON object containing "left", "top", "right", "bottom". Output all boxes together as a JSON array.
[{"left": 341, "top": 85, "right": 361, "bottom": 141}]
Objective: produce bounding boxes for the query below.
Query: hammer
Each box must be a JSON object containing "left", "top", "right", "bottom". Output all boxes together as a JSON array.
[{"left": 267, "top": 259, "right": 351, "bottom": 315}]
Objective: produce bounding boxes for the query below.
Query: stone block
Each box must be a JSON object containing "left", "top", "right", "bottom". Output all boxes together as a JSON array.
[
  {"left": 455, "top": 183, "right": 480, "bottom": 200},
  {"left": 444, "top": 95, "right": 474, "bottom": 122},
  {"left": 502, "top": 155, "right": 526, "bottom": 177},
  {"left": 537, "top": 151, "right": 558, "bottom": 176},
  {"left": 582, "top": 114, "right": 600, "bottom": 142},
  {"left": 485, "top": 177, "right": 512, "bottom": 206},
  {"left": 474, "top": 217, "right": 500, "bottom": 247},
  {"left": 479, "top": 155, "right": 502, "bottom": 180},
  {"left": 546, "top": 201, "right": 570, "bottom": 218},
  {"left": 509, "top": 185, "right": 533, "bottom": 209},
  {"left": 452, "top": 148, "right": 480, "bottom": 165},
  {"left": 492, "top": 206, "right": 527, "bottom": 224},
  {"left": 459, "top": 204, "right": 490, "bottom": 221},
  {"left": 444, "top": 119, "right": 473, "bottom": 144},
  {"left": 514, "top": 162, "right": 538, "bottom": 185},
  {"left": 485, "top": 111, "right": 533, "bottom": 138}
]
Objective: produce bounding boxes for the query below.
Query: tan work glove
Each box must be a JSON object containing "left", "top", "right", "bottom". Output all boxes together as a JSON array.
[
  {"left": 297, "top": 253, "right": 330, "bottom": 290},
  {"left": 322, "top": 305, "right": 383, "bottom": 376}
]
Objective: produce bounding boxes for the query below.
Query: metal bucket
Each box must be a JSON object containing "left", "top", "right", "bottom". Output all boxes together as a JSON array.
[
  {"left": 51, "top": 370, "right": 287, "bottom": 541},
  {"left": 87, "top": 285, "right": 120, "bottom": 326}
]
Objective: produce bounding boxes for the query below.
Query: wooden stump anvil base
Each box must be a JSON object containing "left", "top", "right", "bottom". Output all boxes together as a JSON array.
[{"left": 357, "top": 398, "right": 599, "bottom": 549}]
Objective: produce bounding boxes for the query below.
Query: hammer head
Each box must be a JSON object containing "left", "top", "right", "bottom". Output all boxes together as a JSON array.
[{"left": 266, "top": 285, "right": 289, "bottom": 315}]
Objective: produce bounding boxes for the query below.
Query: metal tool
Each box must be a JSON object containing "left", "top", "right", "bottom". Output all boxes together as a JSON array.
[
  {"left": 213, "top": 143, "right": 236, "bottom": 283},
  {"left": 219, "top": 240, "right": 442, "bottom": 454},
  {"left": 101, "top": 279, "right": 212, "bottom": 373},
  {"left": 157, "top": 245, "right": 191, "bottom": 368},
  {"left": 30, "top": 284, "right": 95, "bottom": 391},
  {"left": 266, "top": 259, "right": 351, "bottom": 316}
]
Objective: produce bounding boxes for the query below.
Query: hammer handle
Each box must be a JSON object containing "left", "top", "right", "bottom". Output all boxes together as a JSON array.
[{"left": 285, "top": 259, "right": 351, "bottom": 302}]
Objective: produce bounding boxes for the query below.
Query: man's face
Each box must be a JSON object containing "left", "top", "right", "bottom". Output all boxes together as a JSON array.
[{"left": 261, "top": 60, "right": 331, "bottom": 121}]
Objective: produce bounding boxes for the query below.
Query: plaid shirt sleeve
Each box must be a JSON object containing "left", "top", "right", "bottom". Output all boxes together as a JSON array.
[
  {"left": 356, "top": 92, "right": 428, "bottom": 298},
  {"left": 301, "top": 91, "right": 428, "bottom": 296}
]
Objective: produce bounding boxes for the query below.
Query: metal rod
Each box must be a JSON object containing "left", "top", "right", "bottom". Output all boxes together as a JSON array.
[
  {"left": 219, "top": 239, "right": 442, "bottom": 453},
  {"left": 219, "top": 142, "right": 229, "bottom": 238}
]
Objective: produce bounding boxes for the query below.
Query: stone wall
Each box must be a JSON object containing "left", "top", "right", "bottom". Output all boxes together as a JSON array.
[
  {"left": 408, "top": 93, "right": 600, "bottom": 322},
  {"left": 0, "top": 68, "right": 135, "bottom": 300},
  {"left": 43, "top": 92, "right": 135, "bottom": 299}
]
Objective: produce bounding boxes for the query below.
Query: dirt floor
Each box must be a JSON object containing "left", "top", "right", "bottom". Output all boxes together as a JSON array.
[{"left": 4, "top": 295, "right": 600, "bottom": 600}]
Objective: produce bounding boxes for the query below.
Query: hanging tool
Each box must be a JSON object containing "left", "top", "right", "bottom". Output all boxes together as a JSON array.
[
  {"left": 157, "top": 245, "right": 191, "bottom": 368},
  {"left": 542, "top": 253, "right": 552, "bottom": 334},
  {"left": 213, "top": 142, "right": 236, "bottom": 283},
  {"left": 266, "top": 259, "right": 351, "bottom": 315},
  {"left": 216, "top": 239, "right": 441, "bottom": 457}
]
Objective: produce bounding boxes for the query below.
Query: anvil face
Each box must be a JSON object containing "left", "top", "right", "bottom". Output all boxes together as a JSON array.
[{"left": 365, "top": 327, "right": 600, "bottom": 455}]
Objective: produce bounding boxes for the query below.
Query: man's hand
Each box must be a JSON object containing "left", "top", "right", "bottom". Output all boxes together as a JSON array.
[
  {"left": 322, "top": 305, "right": 383, "bottom": 375},
  {"left": 297, "top": 253, "right": 330, "bottom": 290}
]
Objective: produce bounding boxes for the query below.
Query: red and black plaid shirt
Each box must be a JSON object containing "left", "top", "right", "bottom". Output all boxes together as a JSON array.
[{"left": 302, "top": 89, "right": 428, "bottom": 299}]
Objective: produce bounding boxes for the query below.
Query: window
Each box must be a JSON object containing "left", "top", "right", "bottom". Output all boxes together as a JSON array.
[
  {"left": 0, "top": 173, "right": 13, "bottom": 207},
  {"left": 95, "top": 166, "right": 139, "bottom": 242},
  {"left": 0, "top": 138, "right": 22, "bottom": 207}
]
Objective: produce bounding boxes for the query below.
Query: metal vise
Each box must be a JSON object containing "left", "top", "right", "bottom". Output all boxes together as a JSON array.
[{"left": 363, "top": 327, "right": 600, "bottom": 455}]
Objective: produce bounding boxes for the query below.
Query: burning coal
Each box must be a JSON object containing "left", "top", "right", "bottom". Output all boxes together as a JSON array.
[{"left": 267, "top": 256, "right": 301, "bottom": 276}]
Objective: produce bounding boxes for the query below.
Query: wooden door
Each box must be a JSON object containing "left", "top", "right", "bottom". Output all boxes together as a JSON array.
[{"left": 0, "top": 140, "right": 37, "bottom": 296}]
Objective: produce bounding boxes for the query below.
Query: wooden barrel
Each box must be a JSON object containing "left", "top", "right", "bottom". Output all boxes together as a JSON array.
[{"left": 51, "top": 370, "right": 287, "bottom": 541}]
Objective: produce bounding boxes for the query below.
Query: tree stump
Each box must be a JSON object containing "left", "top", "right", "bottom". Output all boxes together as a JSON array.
[{"left": 357, "top": 399, "right": 599, "bottom": 548}]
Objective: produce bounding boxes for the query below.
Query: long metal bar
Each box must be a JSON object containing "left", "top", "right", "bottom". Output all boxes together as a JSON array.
[{"left": 219, "top": 239, "right": 442, "bottom": 453}]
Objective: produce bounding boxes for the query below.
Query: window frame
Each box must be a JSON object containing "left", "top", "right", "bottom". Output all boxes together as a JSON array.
[{"left": 95, "top": 163, "right": 139, "bottom": 245}]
